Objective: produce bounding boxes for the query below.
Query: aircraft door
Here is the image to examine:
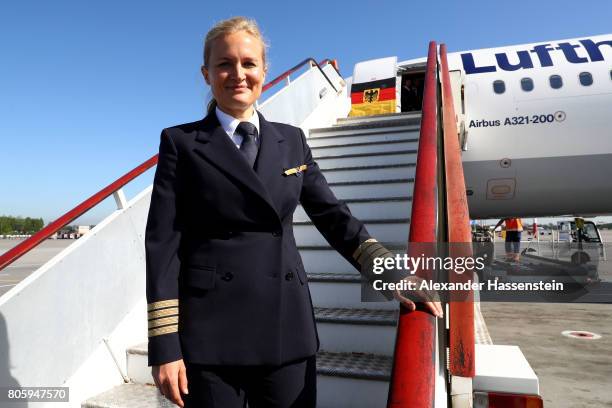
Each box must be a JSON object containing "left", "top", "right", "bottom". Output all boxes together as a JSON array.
[{"left": 449, "top": 70, "right": 466, "bottom": 150}]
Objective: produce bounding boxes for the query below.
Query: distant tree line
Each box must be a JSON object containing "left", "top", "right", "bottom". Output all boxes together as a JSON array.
[{"left": 0, "top": 216, "right": 44, "bottom": 234}]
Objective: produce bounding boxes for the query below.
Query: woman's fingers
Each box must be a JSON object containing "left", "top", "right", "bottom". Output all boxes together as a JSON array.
[
  {"left": 166, "top": 377, "right": 184, "bottom": 407},
  {"left": 428, "top": 301, "right": 444, "bottom": 317},
  {"left": 395, "top": 288, "right": 444, "bottom": 318},
  {"left": 152, "top": 367, "right": 161, "bottom": 394},
  {"left": 179, "top": 360, "right": 189, "bottom": 395}
]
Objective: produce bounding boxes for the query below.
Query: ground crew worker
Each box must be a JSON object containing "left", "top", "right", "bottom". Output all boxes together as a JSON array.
[{"left": 494, "top": 217, "right": 524, "bottom": 261}]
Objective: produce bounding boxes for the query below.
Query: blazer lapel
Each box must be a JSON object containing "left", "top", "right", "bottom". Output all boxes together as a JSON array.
[
  {"left": 194, "top": 113, "right": 280, "bottom": 221},
  {"left": 256, "top": 113, "right": 286, "bottom": 215}
]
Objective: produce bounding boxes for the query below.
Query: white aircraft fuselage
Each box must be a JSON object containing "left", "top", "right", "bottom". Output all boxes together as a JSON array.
[{"left": 404, "top": 34, "right": 612, "bottom": 219}]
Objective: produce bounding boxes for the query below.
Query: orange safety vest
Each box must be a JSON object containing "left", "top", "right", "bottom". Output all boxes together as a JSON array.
[{"left": 505, "top": 218, "right": 523, "bottom": 231}]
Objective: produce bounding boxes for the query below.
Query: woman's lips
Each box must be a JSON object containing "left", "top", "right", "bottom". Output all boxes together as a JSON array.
[{"left": 227, "top": 85, "right": 249, "bottom": 91}]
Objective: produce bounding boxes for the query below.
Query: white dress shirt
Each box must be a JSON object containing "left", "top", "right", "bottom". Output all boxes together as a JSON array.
[{"left": 215, "top": 106, "right": 261, "bottom": 149}]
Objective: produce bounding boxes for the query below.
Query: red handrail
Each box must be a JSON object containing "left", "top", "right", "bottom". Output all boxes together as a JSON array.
[
  {"left": 0, "top": 156, "right": 159, "bottom": 271},
  {"left": 387, "top": 41, "right": 438, "bottom": 407},
  {"left": 440, "top": 44, "right": 475, "bottom": 378},
  {"left": 0, "top": 56, "right": 340, "bottom": 272},
  {"left": 262, "top": 57, "right": 340, "bottom": 92}
]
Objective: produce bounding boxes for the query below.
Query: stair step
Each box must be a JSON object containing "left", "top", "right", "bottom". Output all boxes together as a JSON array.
[
  {"left": 311, "top": 137, "right": 417, "bottom": 150},
  {"left": 315, "top": 307, "right": 397, "bottom": 326},
  {"left": 317, "top": 351, "right": 392, "bottom": 381},
  {"left": 310, "top": 118, "right": 420, "bottom": 136},
  {"left": 316, "top": 352, "right": 392, "bottom": 408},
  {"left": 327, "top": 178, "right": 414, "bottom": 200},
  {"left": 294, "top": 218, "right": 409, "bottom": 246},
  {"left": 307, "top": 131, "right": 417, "bottom": 147},
  {"left": 318, "top": 163, "right": 416, "bottom": 183},
  {"left": 298, "top": 243, "right": 405, "bottom": 274},
  {"left": 315, "top": 151, "right": 417, "bottom": 168},
  {"left": 335, "top": 111, "right": 421, "bottom": 125},
  {"left": 294, "top": 217, "right": 408, "bottom": 226},
  {"left": 316, "top": 307, "right": 398, "bottom": 354},
  {"left": 315, "top": 149, "right": 417, "bottom": 161},
  {"left": 308, "top": 273, "right": 361, "bottom": 282},
  {"left": 294, "top": 199, "right": 412, "bottom": 222},
  {"left": 309, "top": 124, "right": 419, "bottom": 140},
  {"left": 307, "top": 273, "right": 396, "bottom": 309},
  {"left": 81, "top": 383, "right": 172, "bottom": 408},
  {"left": 311, "top": 139, "right": 418, "bottom": 157}
]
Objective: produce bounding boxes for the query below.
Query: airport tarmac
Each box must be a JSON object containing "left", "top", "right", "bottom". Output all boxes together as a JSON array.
[
  {"left": 481, "top": 302, "right": 612, "bottom": 407},
  {"left": 1, "top": 235, "right": 612, "bottom": 405},
  {"left": 0, "top": 238, "right": 74, "bottom": 297}
]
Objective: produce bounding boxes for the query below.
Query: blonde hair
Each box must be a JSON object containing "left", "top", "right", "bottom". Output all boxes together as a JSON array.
[
  {"left": 203, "top": 16, "right": 268, "bottom": 113},
  {"left": 204, "top": 16, "right": 268, "bottom": 68}
]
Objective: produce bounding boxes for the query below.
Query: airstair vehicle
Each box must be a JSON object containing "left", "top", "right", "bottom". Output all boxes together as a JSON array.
[{"left": 0, "top": 43, "right": 543, "bottom": 407}]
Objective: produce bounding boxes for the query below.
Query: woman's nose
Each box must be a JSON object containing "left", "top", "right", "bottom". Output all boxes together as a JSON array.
[{"left": 230, "top": 63, "right": 246, "bottom": 81}]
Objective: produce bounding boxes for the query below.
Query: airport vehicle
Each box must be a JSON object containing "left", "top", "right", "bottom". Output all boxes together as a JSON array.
[{"left": 1, "top": 34, "right": 610, "bottom": 407}]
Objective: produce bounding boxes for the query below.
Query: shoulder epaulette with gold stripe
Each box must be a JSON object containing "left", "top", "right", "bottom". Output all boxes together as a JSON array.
[{"left": 147, "top": 299, "right": 179, "bottom": 337}]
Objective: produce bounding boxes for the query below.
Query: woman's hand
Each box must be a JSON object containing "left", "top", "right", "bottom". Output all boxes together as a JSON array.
[
  {"left": 393, "top": 275, "right": 444, "bottom": 318},
  {"left": 354, "top": 239, "right": 444, "bottom": 318},
  {"left": 152, "top": 359, "right": 189, "bottom": 407}
]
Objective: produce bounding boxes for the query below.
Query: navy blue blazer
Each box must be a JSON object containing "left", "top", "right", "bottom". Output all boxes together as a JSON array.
[{"left": 145, "top": 111, "right": 370, "bottom": 366}]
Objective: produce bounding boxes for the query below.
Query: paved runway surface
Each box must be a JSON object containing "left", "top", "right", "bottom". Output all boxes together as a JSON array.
[
  {"left": 0, "top": 239, "right": 74, "bottom": 297},
  {"left": 482, "top": 302, "right": 612, "bottom": 407}
]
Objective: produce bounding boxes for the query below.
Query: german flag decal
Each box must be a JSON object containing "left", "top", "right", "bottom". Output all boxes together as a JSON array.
[{"left": 350, "top": 77, "right": 396, "bottom": 117}]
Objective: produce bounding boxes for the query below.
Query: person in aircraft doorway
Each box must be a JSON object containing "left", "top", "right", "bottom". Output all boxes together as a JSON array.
[
  {"left": 145, "top": 16, "right": 443, "bottom": 408},
  {"left": 401, "top": 77, "right": 419, "bottom": 112}
]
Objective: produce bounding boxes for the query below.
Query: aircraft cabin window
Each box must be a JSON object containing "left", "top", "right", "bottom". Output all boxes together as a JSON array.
[
  {"left": 579, "top": 72, "right": 593, "bottom": 86},
  {"left": 549, "top": 75, "right": 563, "bottom": 89},
  {"left": 493, "top": 80, "right": 505, "bottom": 94},
  {"left": 521, "top": 78, "right": 534, "bottom": 92}
]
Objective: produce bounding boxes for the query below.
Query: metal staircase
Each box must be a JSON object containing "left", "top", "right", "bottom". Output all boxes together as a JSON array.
[
  {"left": 303, "top": 111, "right": 420, "bottom": 407},
  {"left": 81, "top": 112, "right": 422, "bottom": 408}
]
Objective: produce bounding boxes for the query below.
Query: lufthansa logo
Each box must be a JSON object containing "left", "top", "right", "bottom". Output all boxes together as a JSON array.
[{"left": 363, "top": 88, "right": 380, "bottom": 103}]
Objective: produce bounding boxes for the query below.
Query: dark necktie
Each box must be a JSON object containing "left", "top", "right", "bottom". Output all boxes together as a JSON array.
[{"left": 236, "top": 122, "right": 259, "bottom": 168}]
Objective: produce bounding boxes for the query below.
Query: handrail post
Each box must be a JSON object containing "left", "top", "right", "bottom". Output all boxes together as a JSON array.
[{"left": 387, "top": 40, "right": 438, "bottom": 408}]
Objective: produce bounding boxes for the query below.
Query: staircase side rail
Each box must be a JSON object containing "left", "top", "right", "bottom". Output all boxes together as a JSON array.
[
  {"left": 0, "top": 57, "right": 339, "bottom": 272},
  {"left": 440, "top": 43, "right": 475, "bottom": 378},
  {"left": 387, "top": 41, "right": 439, "bottom": 408}
]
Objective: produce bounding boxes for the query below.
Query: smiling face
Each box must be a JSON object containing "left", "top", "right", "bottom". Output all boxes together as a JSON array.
[{"left": 202, "top": 31, "right": 266, "bottom": 119}]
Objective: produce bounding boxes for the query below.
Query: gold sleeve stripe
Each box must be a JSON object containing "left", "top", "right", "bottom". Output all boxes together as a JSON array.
[
  {"left": 148, "top": 307, "right": 179, "bottom": 320},
  {"left": 147, "top": 299, "right": 179, "bottom": 311},
  {"left": 148, "top": 325, "right": 178, "bottom": 337},
  {"left": 352, "top": 238, "right": 379, "bottom": 260},
  {"left": 148, "top": 316, "right": 179, "bottom": 329}
]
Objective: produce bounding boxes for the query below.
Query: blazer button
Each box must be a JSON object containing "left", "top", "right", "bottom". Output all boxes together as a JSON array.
[
  {"left": 221, "top": 272, "right": 234, "bottom": 281},
  {"left": 272, "top": 230, "right": 282, "bottom": 237},
  {"left": 285, "top": 272, "right": 294, "bottom": 281}
]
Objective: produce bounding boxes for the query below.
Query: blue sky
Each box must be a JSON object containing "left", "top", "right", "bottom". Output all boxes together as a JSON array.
[{"left": 1, "top": 0, "right": 611, "bottom": 226}]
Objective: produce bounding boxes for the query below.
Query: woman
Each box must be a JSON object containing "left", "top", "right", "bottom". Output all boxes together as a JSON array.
[{"left": 145, "top": 16, "right": 442, "bottom": 408}]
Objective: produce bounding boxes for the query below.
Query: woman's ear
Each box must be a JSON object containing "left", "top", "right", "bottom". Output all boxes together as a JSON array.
[{"left": 201, "top": 66, "right": 210, "bottom": 85}]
